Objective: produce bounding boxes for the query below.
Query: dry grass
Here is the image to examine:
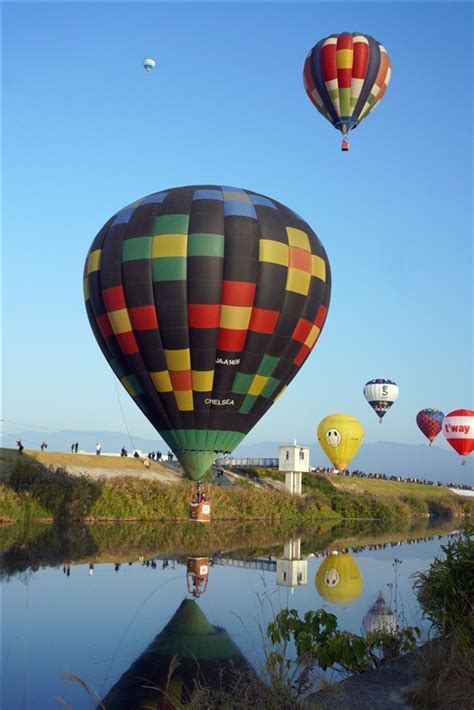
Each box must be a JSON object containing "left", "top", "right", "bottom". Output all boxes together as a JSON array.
[
  {"left": 331, "top": 475, "right": 460, "bottom": 501},
  {"left": 31, "top": 449, "right": 173, "bottom": 475},
  {"left": 407, "top": 639, "right": 474, "bottom": 710}
]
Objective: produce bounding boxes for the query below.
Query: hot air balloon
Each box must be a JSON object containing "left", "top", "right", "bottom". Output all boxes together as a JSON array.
[
  {"left": 315, "top": 551, "right": 363, "bottom": 605},
  {"left": 84, "top": 185, "right": 331, "bottom": 483},
  {"left": 317, "top": 413, "right": 364, "bottom": 471},
  {"left": 143, "top": 57, "right": 155, "bottom": 72},
  {"left": 303, "top": 32, "right": 391, "bottom": 151},
  {"left": 362, "top": 591, "right": 397, "bottom": 635},
  {"left": 364, "top": 379, "right": 399, "bottom": 423},
  {"left": 100, "top": 599, "right": 256, "bottom": 709},
  {"left": 416, "top": 408, "right": 444, "bottom": 446},
  {"left": 442, "top": 409, "right": 474, "bottom": 462}
]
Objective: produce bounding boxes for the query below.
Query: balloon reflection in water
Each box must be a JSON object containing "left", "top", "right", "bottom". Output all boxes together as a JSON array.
[
  {"left": 315, "top": 551, "right": 363, "bottom": 605},
  {"left": 186, "top": 557, "right": 209, "bottom": 597},
  {"left": 362, "top": 591, "right": 397, "bottom": 635},
  {"left": 100, "top": 599, "right": 256, "bottom": 709}
]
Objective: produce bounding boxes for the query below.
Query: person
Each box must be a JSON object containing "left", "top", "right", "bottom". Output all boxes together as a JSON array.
[
  {"left": 156, "top": 450, "right": 162, "bottom": 461},
  {"left": 71, "top": 443, "right": 75, "bottom": 453},
  {"left": 96, "top": 443, "right": 101, "bottom": 456},
  {"left": 88, "top": 563, "right": 94, "bottom": 576},
  {"left": 168, "top": 451, "right": 173, "bottom": 461},
  {"left": 74, "top": 442, "right": 79, "bottom": 453},
  {"left": 120, "top": 446, "right": 128, "bottom": 457},
  {"left": 17, "top": 440, "right": 24, "bottom": 455},
  {"left": 40, "top": 442, "right": 47, "bottom": 451},
  {"left": 133, "top": 450, "right": 139, "bottom": 459}
]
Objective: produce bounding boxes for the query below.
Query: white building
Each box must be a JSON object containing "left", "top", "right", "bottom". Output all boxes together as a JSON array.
[
  {"left": 276, "top": 538, "right": 308, "bottom": 591},
  {"left": 278, "top": 440, "right": 310, "bottom": 495}
]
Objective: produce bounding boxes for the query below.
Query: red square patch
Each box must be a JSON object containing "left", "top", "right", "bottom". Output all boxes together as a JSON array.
[
  {"left": 249, "top": 308, "right": 279, "bottom": 334},
  {"left": 221, "top": 280, "right": 256, "bottom": 307},
  {"left": 129, "top": 305, "right": 158, "bottom": 331},
  {"left": 170, "top": 370, "right": 193, "bottom": 391},
  {"left": 217, "top": 328, "right": 247, "bottom": 352},
  {"left": 188, "top": 304, "right": 221, "bottom": 328},
  {"left": 103, "top": 285, "right": 126, "bottom": 312},
  {"left": 292, "top": 318, "right": 313, "bottom": 343},
  {"left": 96, "top": 313, "right": 113, "bottom": 338},
  {"left": 314, "top": 304, "right": 328, "bottom": 329},
  {"left": 289, "top": 247, "right": 311, "bottom": 273},
  {"left": 116, "top": 331, "right": 139, "bottom": 355},
  {"left": 294, "top": 344, "right": 311, "bottom": 367}
]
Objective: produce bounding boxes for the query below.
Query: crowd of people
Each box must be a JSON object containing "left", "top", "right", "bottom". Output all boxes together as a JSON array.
[{"left": 311, "top": 466, "right": 474, "bottom": 492}]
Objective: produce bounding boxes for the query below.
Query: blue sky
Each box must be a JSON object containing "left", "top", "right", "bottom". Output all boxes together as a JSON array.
[{"left": 2, "top": 2, "right": 472, "bottom": 453}]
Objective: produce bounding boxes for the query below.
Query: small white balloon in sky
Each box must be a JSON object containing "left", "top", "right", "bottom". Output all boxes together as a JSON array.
[{"left": 143, "top": 57, "right": 156, "bottom": 73}]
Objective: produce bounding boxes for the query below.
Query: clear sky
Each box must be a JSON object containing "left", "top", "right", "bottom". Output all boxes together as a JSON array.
[{"left": 2, "top": 2, "right": 473, "bottom": 453}]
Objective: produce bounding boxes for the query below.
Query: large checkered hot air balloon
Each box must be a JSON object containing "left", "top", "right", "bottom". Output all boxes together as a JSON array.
[
  {"left": 303, "top": 32, "right": 391, "bottom": 151},
  {"left": 84, "top": 185, "right": 331, "bottom": 481}
]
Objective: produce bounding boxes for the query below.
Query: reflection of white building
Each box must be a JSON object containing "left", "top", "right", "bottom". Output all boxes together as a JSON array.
[
  {"left": 276, "top": 538, "right": 307, "bottom": 592},
  {"left": 279, "top": 440, "right": 310, "bottom": 495},
  {"left": 362, "top": 591, "right": 397, "bottom": 635}
]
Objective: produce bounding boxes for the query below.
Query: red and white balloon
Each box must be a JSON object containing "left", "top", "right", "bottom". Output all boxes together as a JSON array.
[{"left": 442, "top": 409, "right": 474, "bottom": 459}]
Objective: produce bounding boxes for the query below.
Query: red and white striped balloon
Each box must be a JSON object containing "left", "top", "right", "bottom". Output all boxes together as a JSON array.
[{"left": 442, "top": 409, "right": 474, "bottom": 457}]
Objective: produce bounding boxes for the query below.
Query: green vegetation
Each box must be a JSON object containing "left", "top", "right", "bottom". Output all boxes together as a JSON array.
[
  {"left": 1, "top": 448, "right": 472, "bottom": 525},
  {"left": 408, "top": 527, "right": 474, "bottom": 709}
]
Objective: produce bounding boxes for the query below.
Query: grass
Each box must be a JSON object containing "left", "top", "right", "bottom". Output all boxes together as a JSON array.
[{"left": 1, "top": 448, "right": 472, "bottom": 525}]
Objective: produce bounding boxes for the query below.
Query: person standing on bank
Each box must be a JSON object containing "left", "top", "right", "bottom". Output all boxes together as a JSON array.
[
  {"left": 17, "top": 440, "right": 24, "bottom": 455},
  {"left": 74, "top": 442, "right": 79, "bottom": 453},
  {"left": 96, "top": 443, "right": 101, "bottom": 455}
]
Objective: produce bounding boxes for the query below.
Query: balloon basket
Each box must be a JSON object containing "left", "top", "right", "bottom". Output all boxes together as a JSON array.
[
  {"left": 186, "top": 557, "right": 209, "bottom": 597},
  {"left": 189, "top": 486, "right": 211, "bottom": 523}
]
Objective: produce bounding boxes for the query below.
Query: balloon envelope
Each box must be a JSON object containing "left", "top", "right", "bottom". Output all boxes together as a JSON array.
[
  {"left": 84, "top": 185, "right": 331, "bottom": 480},
  {"left": 317, "top": 413, "right": 364, "bottom": 470},
  {"left": 303, "top": 32, "right": 391, "bottom": 136},
  {"left": 416, "top": 408, "right": 444, "bottom": 445},
  {"left": 143, "top": 57, "right": 155, "bottom": 72},
  {"left": 315, "top": 552, "right": 363, "bottom": 605},
  {"left": 442, "top": 409, "right": 474, "bottom": 457},
  {"left": 364, "top": 379, "right": 399, "bottom": 422}
]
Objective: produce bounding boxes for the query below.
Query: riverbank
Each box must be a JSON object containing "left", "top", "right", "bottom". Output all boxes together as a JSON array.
[{"left": 1, "top": 448, "right": 472, "bottom": 524}]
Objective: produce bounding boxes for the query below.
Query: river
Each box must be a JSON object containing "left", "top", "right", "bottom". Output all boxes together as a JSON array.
[{"left": 1, "top": 519, "right": 461, "bottom": 709}]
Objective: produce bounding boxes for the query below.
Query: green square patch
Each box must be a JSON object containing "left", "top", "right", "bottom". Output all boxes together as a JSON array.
[
  {"left": 154, "top": 214, "right": 189, "bottom": 235},
  {"left": 152, "top": 257, "right": 187, "bottom": 281},
  {"left": 232, "top": 372, "right": 254, "bottom": 394},
  {"left": 240, "top": 394, "right": 257, "bottom": 414},
  {"left": 258, "top": 355, "right": 279, "bottom": 377},
  {"left": 261, "top": 376, "right": 279, "bottom": 398},
  {"left": 122, "top": 236, "right": 152, "bottom": 262},
  {"left": 188, "top": 232, "right": 224, "bottom": 258}
]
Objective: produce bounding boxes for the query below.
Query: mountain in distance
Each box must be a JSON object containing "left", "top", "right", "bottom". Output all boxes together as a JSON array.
[{"left": 3, "top": 429, "right": 472, "bottom": 486}]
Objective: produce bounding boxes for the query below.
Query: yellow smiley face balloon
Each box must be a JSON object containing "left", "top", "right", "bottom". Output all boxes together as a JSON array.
[
  {"left": 317, "top": 413, "right": 364, "bottom": 471},
  {"left": 315, "top": 552, "right": 363, "bottom": 605}
]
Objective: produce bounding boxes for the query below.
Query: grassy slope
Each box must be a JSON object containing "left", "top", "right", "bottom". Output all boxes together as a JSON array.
[{"left": 1, "top": 448, "right": 472, "bottom": 524}]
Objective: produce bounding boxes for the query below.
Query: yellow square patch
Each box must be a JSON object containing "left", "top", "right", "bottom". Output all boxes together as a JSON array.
[
  {"left": 164, "top": 349, "right": 191, "bottom": 371},
  {"left": 248, "top": 374, "right": 269, "bottom": 396},
  {"left": 336, "top": 48, "right": 353, "bottom": 69},
  {"left": 259, "top": 239, "right": 288, "bottom": 267},
  {"left": 305, "top": 325, "right": 320, "bottom": 349},
  {"left": 311, "top": 255, "right": 326, "bottom": 281},
  {"left": 108, "top": 308, "right": 132, "bottom": 334},
  {"left": 83, "top": 278, "right": 90, "bottom": 301},
  {"left": 286, "top": 268, "right": 311, "bottom": 296},
  {"left": 174, "top": 390, "right": 194, "bottom": 411},
  {"left": 219, "top": 305, "right": 252, "bottom": 330},
  {"left": 286, "top": 227, "right": 310, "bottom": 252},
  {"left": 192, "top": 370, "right": 214, "bottom": 392},
  {"left": 152, "top": 234, "right": 188, "bottom": 258},
  {"left": 87, "top": 249, "right": 101, "bottom": 274},
  {"left": 150, "top": 370, "right": 172, "bottom": 392}
]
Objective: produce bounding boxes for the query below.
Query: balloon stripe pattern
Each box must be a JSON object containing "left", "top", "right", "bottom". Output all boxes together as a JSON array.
[
  {"left": 442, "top": 409, "right": 474, "bottom": 457},
  {"left": 303, "top": 32, "right": 391, "bottom": 135},
  {"left": 363, "top": 379, "right": 399, "bottom": 422},
  {"left": 84, "top": 185, "right": 331, "bottom": 480},
  {"left": 416, "top": 408, "right": 444, "bottom": 445}
]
